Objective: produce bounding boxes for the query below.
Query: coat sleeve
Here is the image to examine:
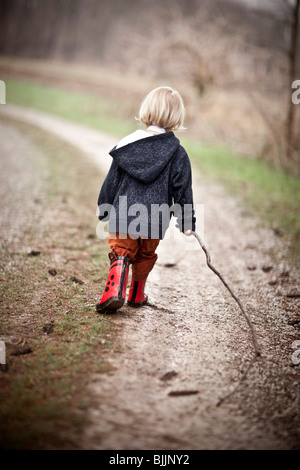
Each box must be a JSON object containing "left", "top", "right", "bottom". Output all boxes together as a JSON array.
[
  {"left": 97, "top": 159, "right": 123, "bottom": 221},
  {"left": 170, "top": 147, "right": 196, "bottom": 232}
]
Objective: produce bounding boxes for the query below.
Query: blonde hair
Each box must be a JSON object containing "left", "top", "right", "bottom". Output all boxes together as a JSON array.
[{"left": 137, "top": 86, "right": 186, "bottom": 131}]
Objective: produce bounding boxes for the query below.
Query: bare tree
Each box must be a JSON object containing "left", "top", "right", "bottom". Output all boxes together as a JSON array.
[
  {"left": 242, "top": 0, "right": 300, "bottom": 171},
  {"left": 286, "top": 0, "right": 300, "bottom": 163}
]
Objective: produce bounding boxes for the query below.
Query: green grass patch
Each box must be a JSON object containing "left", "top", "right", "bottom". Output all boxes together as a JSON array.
[{"left": 6, "top": 78, "right": 136, "bottom": 138}]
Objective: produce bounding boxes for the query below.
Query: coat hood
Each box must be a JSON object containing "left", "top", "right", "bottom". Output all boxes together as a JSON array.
[{"left": 109, "top": 132, "right": 180, "bottom": 183}]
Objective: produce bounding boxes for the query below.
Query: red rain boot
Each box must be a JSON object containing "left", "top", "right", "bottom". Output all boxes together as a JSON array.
[
  {"left": 127, "top": 279, "right": 148, "bottom": 308},
  {"left": 96, "top": 253, "right": 130, "bottom": 313}
]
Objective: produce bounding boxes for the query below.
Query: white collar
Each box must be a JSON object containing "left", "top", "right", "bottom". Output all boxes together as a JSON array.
[{"left": 147, "top": 125, "right": 166, "bottom": 133}]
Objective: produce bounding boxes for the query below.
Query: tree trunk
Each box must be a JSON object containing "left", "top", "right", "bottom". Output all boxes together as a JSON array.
[{"left": 286, "top": 0, "right": 300, "bottom": 163}]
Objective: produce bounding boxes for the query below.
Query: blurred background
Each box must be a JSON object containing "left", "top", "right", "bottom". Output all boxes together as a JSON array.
[
  {"left": 0, "top": 0, "right": 299, "bottom": 172},
  {"left": 0, "top": 1, "right": 300, "bottom": 450}
]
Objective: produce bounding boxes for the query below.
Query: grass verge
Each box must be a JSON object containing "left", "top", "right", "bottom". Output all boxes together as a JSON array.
[
  {"left": 182, "top": 140, "right": 300, "bottom": 263},
  {"left": 5, "top": 77, "right": 136, "bottom": 138},
  {"left": 0, "top": 118, "right": 117, "bottom": 449},
  {"left": 4, "top": 77, "right": 300, "bottom": 262}
]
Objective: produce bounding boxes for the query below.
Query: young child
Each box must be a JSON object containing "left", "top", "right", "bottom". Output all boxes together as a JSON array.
[{"left": 96, "top": 86, "right": 196, "bottom": 313}]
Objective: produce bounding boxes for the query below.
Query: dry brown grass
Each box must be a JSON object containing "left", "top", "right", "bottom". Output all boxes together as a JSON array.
[{"left": 0, "top": 117, "right": 119, "bottom": 449}]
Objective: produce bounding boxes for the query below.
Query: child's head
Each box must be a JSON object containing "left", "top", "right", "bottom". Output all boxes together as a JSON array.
[{"left": 137, "top": 86, "right": 186, "bottom": 132}]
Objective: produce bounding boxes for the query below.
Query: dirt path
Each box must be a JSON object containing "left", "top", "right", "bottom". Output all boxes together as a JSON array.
[{"left": 1, "top": 104, "right": 300, "bottom": 450}]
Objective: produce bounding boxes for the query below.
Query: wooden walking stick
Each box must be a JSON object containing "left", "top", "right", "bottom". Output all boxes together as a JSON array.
[{"left": 191, "top": 231, "right": 262, "bottom": 406}]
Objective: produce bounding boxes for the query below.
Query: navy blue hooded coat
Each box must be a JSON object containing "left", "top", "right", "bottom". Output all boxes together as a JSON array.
[{"left": 97, "top": 131, "right": 196, "bottom": 239}]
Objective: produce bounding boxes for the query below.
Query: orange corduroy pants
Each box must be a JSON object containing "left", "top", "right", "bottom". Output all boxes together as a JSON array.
[{"left": 108, "top": 233, "right": 160, "bottom": 282}]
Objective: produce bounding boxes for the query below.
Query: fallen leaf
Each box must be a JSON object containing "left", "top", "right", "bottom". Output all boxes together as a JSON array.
[
  {"left": 70, "top": 276, "right": 84, "bottom": 284},
  {"left": 247, "top": 265, "right": 257, "bottom": 271},
  {"left": 160, "top": 370, "right": 178, "bottom": 381},
  {"left": 168, "top": 390, "right": 199, "bottom": 397},
  {"left": 48, "top": 269, "right": 57, "bottom": 276},
  {"left": 28, "top": 250, "right": 40, "bottom": 256},
  {"left": 11, "top": 347, "right": 33, "bottom": 356},
  {"left": 262, "top": 265, "right": 273, "bottom": 273},
  {"left": 43, "top": 323, "right": 54, "bottom": 334}
]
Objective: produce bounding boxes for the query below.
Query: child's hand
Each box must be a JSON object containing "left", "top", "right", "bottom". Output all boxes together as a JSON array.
[{"left": 184, "top": 230, "right": 192, "bottom": 236}]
